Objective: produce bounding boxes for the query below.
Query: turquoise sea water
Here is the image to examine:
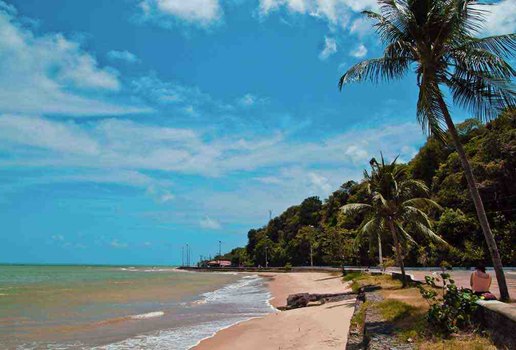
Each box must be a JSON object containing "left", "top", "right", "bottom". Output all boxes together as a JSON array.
[{"left": 0, "top": 265, "right": 274, "bottom": 349}]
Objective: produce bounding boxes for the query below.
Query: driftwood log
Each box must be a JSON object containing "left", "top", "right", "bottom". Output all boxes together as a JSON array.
[{"left": 286, "top": 291, "right": 355, "bottom": 309}]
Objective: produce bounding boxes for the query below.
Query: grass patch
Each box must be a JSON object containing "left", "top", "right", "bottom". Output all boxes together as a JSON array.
[
  {"left": 417, "top": 335, "right": 497, "bottom": 350},
  {"left": 343, "top": 271, "right": 364, "bottom": 282},
  {"left": 348, "top": 272, "right": 403, "bottom": 291},
  {"left": 376, "top": 299, "right": 416, "bottom": 322},
  {"left": 344, "top": 272, "right": 498, "bottom": 349},
  {"left": 350, "top": 301, "right": 370, "bottom": 331}
]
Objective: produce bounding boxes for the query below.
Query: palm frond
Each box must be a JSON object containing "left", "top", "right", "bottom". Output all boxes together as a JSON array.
[
  {"left": 378, "top": 0, "right": 411, "bottom": 33},
  {"left": 354, "top": 217, "right": 383, "bottom": 250},
  {"left": 340, "top": 203, "right": 372, "bottom": 216},
  {"left": 398, "top": 179, "right": 430, "bottom": 198},
  {"left": 414, "top": 222, "right": 448, "bottom": 246},
  {"left": 454, "top": 34, "right": 516, "bottom": 58},
  {"left": 396, "top": 222, "right": 418, "bottom": 246},
  {"left": 339, "top": 57, "right": 410, "bottom": 90},
  {"left": 372, "top": 192, "right": 390, "bottom": 209},
  {"left": 416, "top": 76, "right": 447, "bottom": 141},
  {"left": 362, "top": 10, "right": 406, "bottom": 43},
  {"left": 450, "top": 47, "right": 516, "bottom": 79},
  {"left": 403, "top": 198, "right": 442, "bottom": 211},
  {"left": 402, "top": 205, "right": 433, "bottom": 228}
]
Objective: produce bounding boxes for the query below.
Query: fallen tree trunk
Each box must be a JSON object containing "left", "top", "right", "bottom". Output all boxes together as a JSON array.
[{"left": 286, "top": 291, "right": 355, "bottom": 309}]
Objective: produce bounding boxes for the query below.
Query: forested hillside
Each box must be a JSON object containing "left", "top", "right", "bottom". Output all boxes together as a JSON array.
[{"left": 222, "top": 112, "right": 515, "bottom": 268}]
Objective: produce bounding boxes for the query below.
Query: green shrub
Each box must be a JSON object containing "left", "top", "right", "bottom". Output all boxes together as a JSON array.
[
  {"left": 343, "top": 271, "right": 363, "bottom": 282},
  {"left": 418, "top": 273, "right": 479, "bottom": 336},
  {"left": 284, "top": 262, "right": 292, "bottom": 271}
]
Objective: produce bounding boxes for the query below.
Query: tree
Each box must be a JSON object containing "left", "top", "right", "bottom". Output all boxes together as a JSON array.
[
  {"left": 342, "top": 155, "right": 446, "bottom": 286},
  {"left": 339, "top": 0, "right": 514, "bottom": 300}
]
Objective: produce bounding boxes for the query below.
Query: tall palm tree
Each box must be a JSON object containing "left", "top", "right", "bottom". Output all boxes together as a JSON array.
[
  {"left": 339, "top": 0, "right": 514, "bottom": 300},
  {"left": 342, "top": 156, "right": 446, "bottom": 286}
]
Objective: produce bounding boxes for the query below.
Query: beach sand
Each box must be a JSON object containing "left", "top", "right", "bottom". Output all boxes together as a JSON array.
[{"left": 194, "top": 272, "right": 354, "bottom": 350}]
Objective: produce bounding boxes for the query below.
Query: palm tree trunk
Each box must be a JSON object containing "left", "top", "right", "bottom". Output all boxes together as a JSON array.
[
  {"left": 436, "top": 94, "right": 510, "bottom": 301},
  {"left": 388, "top": 219, "right": 407, "bottom": 287},
  {"left": 378, "top": 234, "right": 383, "bottom": 270}
]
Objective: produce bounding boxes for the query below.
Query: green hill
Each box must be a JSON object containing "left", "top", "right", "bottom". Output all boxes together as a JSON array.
[{"left": 225, "top": 111, "right": 515, "bottom": 268}]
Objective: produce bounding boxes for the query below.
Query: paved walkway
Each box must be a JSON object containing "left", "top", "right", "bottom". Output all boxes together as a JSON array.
[
  {"left": 399, "top": 268, "right": 516, "bottom": 300},
  {"left": 344, "top": 266, "right": 516, "bottom": 300}
]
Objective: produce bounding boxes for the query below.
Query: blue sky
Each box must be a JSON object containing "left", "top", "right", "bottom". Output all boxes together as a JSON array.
[{"left": 0, "top": 0, "right": 513, "bottom": 265}]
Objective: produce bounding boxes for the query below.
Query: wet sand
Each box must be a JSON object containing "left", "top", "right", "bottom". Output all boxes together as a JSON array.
[{"left": 194, "top": 272, "right": 354, "bottom": 350}]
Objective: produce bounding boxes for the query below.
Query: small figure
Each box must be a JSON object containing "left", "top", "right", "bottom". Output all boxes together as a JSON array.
[{"left": 470, "top": 265, "right": 494, "bottom": 299}]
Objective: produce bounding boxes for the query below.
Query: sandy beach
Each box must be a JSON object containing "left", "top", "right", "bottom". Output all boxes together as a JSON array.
[{"left": 194, "top": 272, "right": 354, "bottom": 350}]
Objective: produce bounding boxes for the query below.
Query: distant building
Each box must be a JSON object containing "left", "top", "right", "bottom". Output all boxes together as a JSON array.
[{"left": 207, "top": 260, "right": 232, "bottom": 268}]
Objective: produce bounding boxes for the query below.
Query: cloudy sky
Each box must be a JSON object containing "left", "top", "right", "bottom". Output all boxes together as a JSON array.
[{"left": 0, "top": 0, "right": 514, "bottom": 265}]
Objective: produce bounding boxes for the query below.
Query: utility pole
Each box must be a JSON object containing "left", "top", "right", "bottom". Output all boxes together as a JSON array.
[
  {"left": 181, "top": 246, "right": 184, "bottom": 267},
  {"left": 269, "top": 210, "right": 272, "bottom": 221},
  {"left": 218, "top": 240, "right": 222, "bottom": 259},
  {"left": 186, "top": 243, "right": 190, "bottom": 267}
]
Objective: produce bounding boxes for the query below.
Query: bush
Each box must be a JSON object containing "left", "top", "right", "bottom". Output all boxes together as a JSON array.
[
  {"left": 284, "top": 262, "right": 292, "bottom": 271},
  {"left": 418, "top": 273, "right": 479, "bottom": 336}
]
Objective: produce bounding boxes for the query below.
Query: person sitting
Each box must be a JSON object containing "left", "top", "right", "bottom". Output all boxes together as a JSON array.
[{"left": 470, "top": 265, "right": 492, "bottom": 296}]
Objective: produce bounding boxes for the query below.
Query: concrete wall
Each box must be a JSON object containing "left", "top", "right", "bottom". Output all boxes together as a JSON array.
[
  {"left": 476, "top": 300, "right": 516, "bottom": 350},
  {"left": 179, "top": 266, "right": 342, "bottom": 273}
]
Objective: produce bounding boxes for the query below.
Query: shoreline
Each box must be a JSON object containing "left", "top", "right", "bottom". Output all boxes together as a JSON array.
[{"left": 193, "top": 272, "right": 354, "bottom": 350}]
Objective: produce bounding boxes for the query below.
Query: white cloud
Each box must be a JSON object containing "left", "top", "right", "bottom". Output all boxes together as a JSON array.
[
  {"left": 160, "top": 192, "right": 175, "bottom": 202},
  {"left": 51, "top": 234, "right": 65, "bottom": 241},
  {"left": 341, "top": 0, "right": 378, "bottom": 12},
  {"left": 139, "top": 0, "right": 223, "bottom": 27},
  {"left": 337, "top": 61, "right": 348, "bottom": 73},
  {"left": 478, "top": 0, "right": 516, "bottom": 36},
  {"left": 200, "top": 216, "right": 222, "bottom": 229},
  {"left": 308, "top": 172, "right": 332, "bottom": 193},
  {"left": 239, "top": 93, "right": 257, "bottom": 106},
  {"left": 349, "top": 43, "right": 367, "bottom": 58},
  {"left": 107, "top": 50, "right": 140, "bottom": 64},
  {"left": 319, "top": 36, "right": 337, "bottom": 60},
  {"left": 258, "top": 0, "right": 378, "bottom": 28},
  {"left": 349, "top": 17, "right": 373, "bottom": 37},
  {"left": 1, "top": 113, "right": 425, "bottom": 228},
  {"left": 0, "top": 4, "right": 149, "bottom": 116},
  {"left": 110, "top": 239, "right": 128, "bottom": 249},
  {"left": 237, "top": 93, "right": 268, "bottom": 107},
  {"left": 147, "top": 185, "right": 176, "bottom": 203},
  {"left": 131, "top": 74, "right": 212, "bottom": 106},
  {"left": 0, "top": 114, "right": 424, "bottom": 178},
  {"left": 0, "top": 115, "right": 99, "bottom": 155}
]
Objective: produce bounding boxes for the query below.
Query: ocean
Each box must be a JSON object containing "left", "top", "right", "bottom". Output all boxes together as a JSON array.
[{"left": 0, "top": 265, "right": 275, "bottom": 349}]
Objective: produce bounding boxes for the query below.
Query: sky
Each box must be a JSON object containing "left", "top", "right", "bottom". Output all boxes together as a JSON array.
[{"left": 0, "top": 0, "right": 514, "bottom": 266}]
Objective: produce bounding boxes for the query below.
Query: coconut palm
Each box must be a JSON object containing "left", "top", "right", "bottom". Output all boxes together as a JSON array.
[
  {"left": 342, "top": 155, "right": 446, "bottom": 287},
  {"left": 339, "top": 0, "right": 514, "bottom": 300}
]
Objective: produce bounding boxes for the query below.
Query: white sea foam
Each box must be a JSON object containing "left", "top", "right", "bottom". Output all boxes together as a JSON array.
[
  {"left": 129, "top": 311, "right": 164, "bottom": 320},
  {"left": 94, "top": 274, "right": 275, "bottom": 350},
  {"left": 119, "top": 267, "right": 177, "bottom": 273}
]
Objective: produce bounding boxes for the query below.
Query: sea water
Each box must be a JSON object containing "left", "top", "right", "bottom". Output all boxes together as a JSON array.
[{"left": 0, "top": 265, "right": 275, "bottom": 349}]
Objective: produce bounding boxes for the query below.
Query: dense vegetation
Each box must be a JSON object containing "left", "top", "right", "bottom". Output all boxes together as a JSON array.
[{"left": 223, "top": 112, "right": 515, "bottom": 268}]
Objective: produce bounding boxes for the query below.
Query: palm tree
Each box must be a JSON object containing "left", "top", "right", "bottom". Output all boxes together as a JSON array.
[
  {"left": 342, "top": 155, "right": 446, "bottom": 287},
  {"left": 339, "top": 0, "right": 514, "bottom": 300}
]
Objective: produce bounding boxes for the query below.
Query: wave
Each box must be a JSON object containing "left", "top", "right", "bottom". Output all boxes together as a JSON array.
[
  {"left": 118, "top": 267, "right": 178, "bottom": 273},
  {"left": 129, "top": 311, "right": 164, "bottom": 320},
  {"left": 94, "top": 274, "right": 275, "bottom": 350}
]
